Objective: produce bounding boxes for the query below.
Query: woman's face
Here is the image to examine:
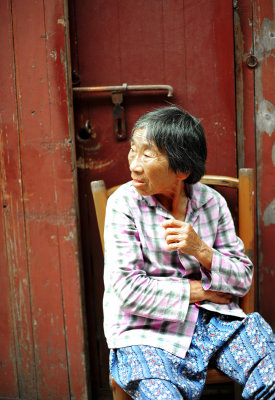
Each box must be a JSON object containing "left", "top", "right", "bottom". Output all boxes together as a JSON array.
[{"left": 128, "top": 128, "right": 181, "bottom": 197}]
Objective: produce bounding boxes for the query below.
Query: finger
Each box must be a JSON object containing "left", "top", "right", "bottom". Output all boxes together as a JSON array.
[
  {"left": 216, "top": 292, "right": 231, "bottom": 299},
  {"left": 166, "top": 242, "right": 182, "bottom": 251},
  {"left": 219, "top": 294, "right": 232, "bottom": 302},
  {"left": 171, "top": 234, "right": 188, "bottom": 244},
  {"left": 163, "top": 228, "right": 182, "bottom": 238},
  {"left": 167, "top": 239, "right": 189, "bottom": 252},
  {"left": 166, "top": 235, "right": 182, "bottom": 244},
  {"left": 161, "top": 219, "right": 184, "bottom": 228}
]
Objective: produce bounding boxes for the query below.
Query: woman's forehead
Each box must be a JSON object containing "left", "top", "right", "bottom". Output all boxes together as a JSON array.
[{"left": 131, "top": 128, "right": 153, "bottom": 146}]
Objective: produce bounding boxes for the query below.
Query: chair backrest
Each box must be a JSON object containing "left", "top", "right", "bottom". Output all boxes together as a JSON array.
[{"left": 91, "top": 168, "right": 255, "bottom": 313}]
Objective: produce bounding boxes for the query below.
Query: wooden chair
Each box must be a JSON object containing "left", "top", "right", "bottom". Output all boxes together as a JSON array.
[{"left": 91, "top": 168, "right": 255, "bottom": 399}]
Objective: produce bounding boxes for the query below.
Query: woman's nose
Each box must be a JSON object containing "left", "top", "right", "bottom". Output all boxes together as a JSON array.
[{"left": 129, "top": 155, "right": 143, "bottom": 172}]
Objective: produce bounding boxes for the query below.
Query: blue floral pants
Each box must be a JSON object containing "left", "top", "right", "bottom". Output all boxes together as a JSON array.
[{"left": 110, "top": 310, "right": 275, "bottom": 399}]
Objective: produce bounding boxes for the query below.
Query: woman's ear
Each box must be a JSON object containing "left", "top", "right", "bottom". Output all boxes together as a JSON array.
[{"left": 177, "top": 171, "right": 190, "bottom": 181}]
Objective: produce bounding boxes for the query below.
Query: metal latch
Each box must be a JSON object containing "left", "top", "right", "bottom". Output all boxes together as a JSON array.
[
  {"left": 112, "top": 92, "right": 127, "bottom": 141},
  {"left": 73, "top": 83, "right": 174, "bottom": 141}
]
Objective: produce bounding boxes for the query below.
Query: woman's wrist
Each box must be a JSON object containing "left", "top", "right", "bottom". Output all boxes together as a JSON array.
[{"left": 196, "top": 242, "right": 213, "bottom": 271}]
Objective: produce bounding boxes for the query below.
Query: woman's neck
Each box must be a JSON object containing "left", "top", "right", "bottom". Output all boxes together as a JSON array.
[{"left": 156, "top": 181, "right": 188, "bottom": 221}]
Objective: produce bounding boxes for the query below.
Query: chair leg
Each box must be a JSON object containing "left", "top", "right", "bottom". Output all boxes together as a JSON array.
[
  {"left": 234, "top": 382, "right": 242, "bottom": 400},
  {"left": 110, "top": 377, "right": 132, "bottom": 399}
]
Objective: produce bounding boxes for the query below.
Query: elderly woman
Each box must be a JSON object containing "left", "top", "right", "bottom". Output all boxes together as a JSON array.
[{"left": 103, "top": 106, "right": 275, "bottom": 399}]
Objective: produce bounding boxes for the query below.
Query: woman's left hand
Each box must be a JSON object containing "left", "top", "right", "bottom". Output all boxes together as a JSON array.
[{"left": 161, "top": 219, "right": 212, "bottom": 270}]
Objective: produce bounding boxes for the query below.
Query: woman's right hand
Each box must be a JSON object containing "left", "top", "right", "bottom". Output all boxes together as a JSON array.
[{"left": 190, "top": 280, "right": 232, "bottom": 304}]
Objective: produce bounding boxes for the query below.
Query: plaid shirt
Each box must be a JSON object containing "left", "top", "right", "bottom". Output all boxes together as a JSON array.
[{"left": 103, "top": 181, "right": 253, "bottom": 358}]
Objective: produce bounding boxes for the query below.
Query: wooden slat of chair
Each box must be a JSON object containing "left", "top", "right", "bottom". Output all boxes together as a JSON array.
[
  {"left": 91, "top": 168, "right": 255, "bottom": 399},
  {"left": 91, "top": 180, "right": 108, "bottom": 254}
]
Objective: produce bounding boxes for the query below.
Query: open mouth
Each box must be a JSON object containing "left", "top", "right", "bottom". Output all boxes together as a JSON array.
[{"left": 132, "top": 178, "right": 146, "bottom": 187}]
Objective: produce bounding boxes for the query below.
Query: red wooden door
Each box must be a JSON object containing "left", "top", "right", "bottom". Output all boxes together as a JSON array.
[
  {"left": 0, "top": 0, "right": 88, "bottom": 399},
  {"left": 69, "top": 1, "right": 236, "bottom": 398}
]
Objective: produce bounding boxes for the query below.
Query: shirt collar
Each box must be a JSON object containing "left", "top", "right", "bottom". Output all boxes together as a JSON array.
[
  {"left": 187, "top": 182, "right": 215, "bottom": 210},
  {"left": 129, "top": 180, "right": 214, "bottom": 211},
  {"left": 129, "top": 182, "right": 165, "bottom": 209}
]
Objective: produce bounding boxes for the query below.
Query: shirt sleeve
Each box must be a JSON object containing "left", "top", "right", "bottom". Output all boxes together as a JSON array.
[
  {"left": 104, "top": 192, "right": 190, "bottom": 323},
  {"left": 201, "top": 195, "right": 253, "bottom": 296}
]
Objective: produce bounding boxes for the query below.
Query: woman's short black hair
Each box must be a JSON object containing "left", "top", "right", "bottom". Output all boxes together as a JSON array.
[{"left": 131, "top": 105, "right": 207, "bottom": 184}]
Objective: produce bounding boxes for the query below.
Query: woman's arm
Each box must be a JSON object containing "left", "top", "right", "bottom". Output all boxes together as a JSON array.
[
  {"left": 189, "top": 280, "right": 231, "bottom": 304},
  {"left": 162, "top": 219, "right": 213, "bottom": 270},
  {"left": 104, "top": 192, "right": 191, "bottom": 323},
  {"left": 162, "top": 196, "right": 253, "bottom": 297}
]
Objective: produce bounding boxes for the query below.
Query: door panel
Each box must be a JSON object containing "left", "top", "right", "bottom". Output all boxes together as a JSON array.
[{"left": 69, "top": 1, "right": 236, "bottom": 397}]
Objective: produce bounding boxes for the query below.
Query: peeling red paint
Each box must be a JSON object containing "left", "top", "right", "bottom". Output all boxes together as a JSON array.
[
  {"left": 253, "top": 0, "right": 275, "bottom": 328},
  {"left": 0, "top": 0, "right": 88, "bottom": 398}
]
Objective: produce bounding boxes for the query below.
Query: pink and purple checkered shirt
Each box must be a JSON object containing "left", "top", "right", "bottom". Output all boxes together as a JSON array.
[{"left": 103, "top": 181, "right": 253, "bottom": 359}]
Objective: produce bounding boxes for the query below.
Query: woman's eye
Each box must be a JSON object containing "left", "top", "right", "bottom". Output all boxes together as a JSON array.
[{"left": 144, "top": 151, "right": 154, "bottom": 158}]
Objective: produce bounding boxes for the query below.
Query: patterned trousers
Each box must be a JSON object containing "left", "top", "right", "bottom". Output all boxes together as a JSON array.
[{"left": 110, "top": 310, "right": 275, "bottom": 399}]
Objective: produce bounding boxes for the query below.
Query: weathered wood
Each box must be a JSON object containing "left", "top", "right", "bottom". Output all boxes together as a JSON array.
[
  {"left": 0, "top": 0, "right": 88, "bottom": 398},
  {"left": 0, "top": 0, "right": 37, "bottom": 397},
  {"left": 253, "top": 0, "right": 275, "bottom": 330}
]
